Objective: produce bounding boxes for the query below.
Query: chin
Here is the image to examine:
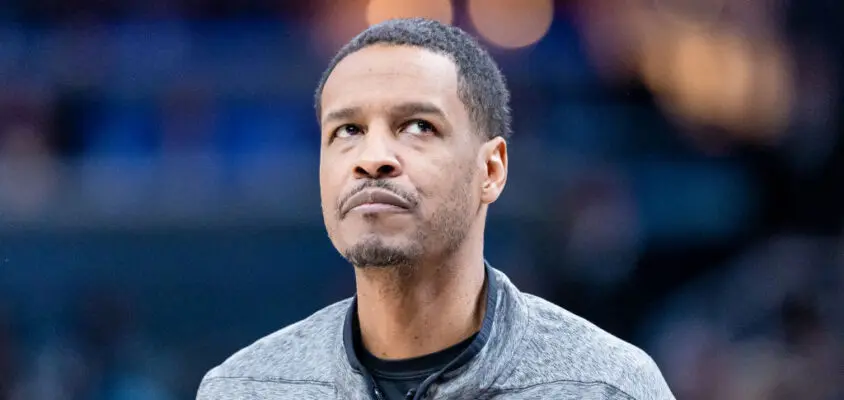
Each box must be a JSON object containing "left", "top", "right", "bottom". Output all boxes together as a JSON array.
[
  {"left": 345, "top": 232, "right": 408, "bottom": 252},
  {"left": 341, "top": 234, "right": 422, "bottom": 268}
]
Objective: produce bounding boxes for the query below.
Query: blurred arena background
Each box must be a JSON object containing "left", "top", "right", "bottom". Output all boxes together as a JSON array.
[{"left": 0, "top": 0, "right": 842, "bottom": 399}]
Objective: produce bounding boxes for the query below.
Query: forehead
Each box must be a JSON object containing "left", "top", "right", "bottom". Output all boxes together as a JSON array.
[{"left": 320, "top": 45, "right": 462, "bottom": 120}]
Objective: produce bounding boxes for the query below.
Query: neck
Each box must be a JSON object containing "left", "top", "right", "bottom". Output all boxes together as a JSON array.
[{"left": 354, "top": 234, "right": 487, "bottom": 360}]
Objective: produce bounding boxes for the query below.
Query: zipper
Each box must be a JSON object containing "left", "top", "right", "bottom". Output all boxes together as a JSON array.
[{"left": 367, "top": 375, "right": 384, "bottom": 400}]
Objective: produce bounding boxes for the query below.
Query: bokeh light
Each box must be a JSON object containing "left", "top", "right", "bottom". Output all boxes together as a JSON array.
[
  {"left": 468, "top": 0, "right": 553, "bottom": 49},
  {"left": 638, "top": 23, "right": 793, "bottom": 136},
  {"left": 366, "top": 0, "right": 453, "bottom": 26},
  {"left": 575, "top": 1, "right": 797, "bottom": 139}
]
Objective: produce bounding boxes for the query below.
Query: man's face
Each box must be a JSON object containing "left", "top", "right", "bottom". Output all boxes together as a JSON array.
[{"left": 318, "top": 45, "right": 482, "bottom": 268}]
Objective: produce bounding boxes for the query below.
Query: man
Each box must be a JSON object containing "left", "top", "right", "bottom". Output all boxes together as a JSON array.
[{"left": 197, "top": 18, "right": 675, "bottom": 400}]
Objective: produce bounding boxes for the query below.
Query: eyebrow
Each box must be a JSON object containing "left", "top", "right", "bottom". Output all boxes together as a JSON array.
[
  {"left": 389, "top": 102, "right": 447, "bottom": 120},
  {"left": 321, "top": 101, "right": 447, "bottom": 126},
  {"left": 321, "top": 107, "right": 360, "bottom": 126}
]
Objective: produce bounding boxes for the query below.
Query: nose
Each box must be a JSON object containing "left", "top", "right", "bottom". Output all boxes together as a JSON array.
[{"left": 353, "top": 130, "right": 402, "bottom": 180}]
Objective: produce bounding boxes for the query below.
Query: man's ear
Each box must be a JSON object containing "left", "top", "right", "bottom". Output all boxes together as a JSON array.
[{"left": 479, "top": 137, "right": 508, "bottom": 205}]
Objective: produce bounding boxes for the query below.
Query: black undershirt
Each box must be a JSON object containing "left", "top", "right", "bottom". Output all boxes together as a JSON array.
[{"left": 357, "top": 331, "right": 479, "bottom": 400}]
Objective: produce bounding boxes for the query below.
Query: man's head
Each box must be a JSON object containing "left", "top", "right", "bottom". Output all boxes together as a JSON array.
[{"left": 316, "top": 18, "right": 510, "bottom": 269}]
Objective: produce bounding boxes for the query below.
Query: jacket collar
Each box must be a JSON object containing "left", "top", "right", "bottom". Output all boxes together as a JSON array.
[{"left": 335, "top": 262, "right": 528, "bottom": 398}]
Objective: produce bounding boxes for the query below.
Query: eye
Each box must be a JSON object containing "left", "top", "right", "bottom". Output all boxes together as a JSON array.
[
  {"left": 401, "top": 120, "right": 437, "bottom": 136},
  {"left": 333, "top": 124, "right": 363, "bottom": 139}
]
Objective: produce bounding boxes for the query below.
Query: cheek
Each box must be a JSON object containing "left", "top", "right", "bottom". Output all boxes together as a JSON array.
[
  {"left": 319, "top": 167, "right": 340, "bottom": 215},
  {"left": 416, "top": 158, "right": 477, "bottom": 207},
  {"left": 452, "top": 157, "right": 481, "bottom": 202}
]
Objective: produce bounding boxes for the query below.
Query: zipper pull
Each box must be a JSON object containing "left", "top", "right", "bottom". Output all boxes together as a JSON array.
[{"left": 405, "top": 388, "right": 417, "bottom": 400}]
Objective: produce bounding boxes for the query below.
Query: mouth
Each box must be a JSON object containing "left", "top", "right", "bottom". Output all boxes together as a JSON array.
[{"left": 341, "top": 188, "right": 412, "bottom": 217}]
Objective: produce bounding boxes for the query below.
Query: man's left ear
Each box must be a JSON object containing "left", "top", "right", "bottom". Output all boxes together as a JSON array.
[{"left": 480, "top": 137, "right": 508, "bottom": 205}]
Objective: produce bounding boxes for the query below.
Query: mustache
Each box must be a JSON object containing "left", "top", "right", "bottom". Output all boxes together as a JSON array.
[{"left": 337, "top": 180, "right": 418, "bottom": 217}]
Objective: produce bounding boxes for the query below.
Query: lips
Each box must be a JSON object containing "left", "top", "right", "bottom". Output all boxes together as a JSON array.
[{"left": 341, "top": 188, "right": 412, "bottom": 216}]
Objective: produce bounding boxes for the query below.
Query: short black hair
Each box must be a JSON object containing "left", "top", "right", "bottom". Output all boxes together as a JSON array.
[{"left": 314, "top": 18, "right": 512, "bottom": 141}]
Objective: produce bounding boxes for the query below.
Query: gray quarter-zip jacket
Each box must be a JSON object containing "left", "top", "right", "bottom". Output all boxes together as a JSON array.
[{"left": 197, "top": 265, "right": 675, "bottom": 399}]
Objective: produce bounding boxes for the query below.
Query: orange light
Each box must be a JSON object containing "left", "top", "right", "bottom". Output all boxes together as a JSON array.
[
  {"left": 576, "top": 0, "right": 794, "bottom": 138},
  {"left": 640, "top": 26, "right": 793, "bottom": 136},
  {"left": 366, "top": 0, "right": 453, "bottom": 26},
  {"left": 468, "top": 0, "right": 553, "bottom": 49}
]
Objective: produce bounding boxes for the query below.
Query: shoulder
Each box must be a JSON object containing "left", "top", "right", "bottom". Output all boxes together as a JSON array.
[
  {"left": 200, "top": 298, "right": 351, "bottom": 384},
  {"left": 504, "top": 293, "right": 673, "bottom": 399}
]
